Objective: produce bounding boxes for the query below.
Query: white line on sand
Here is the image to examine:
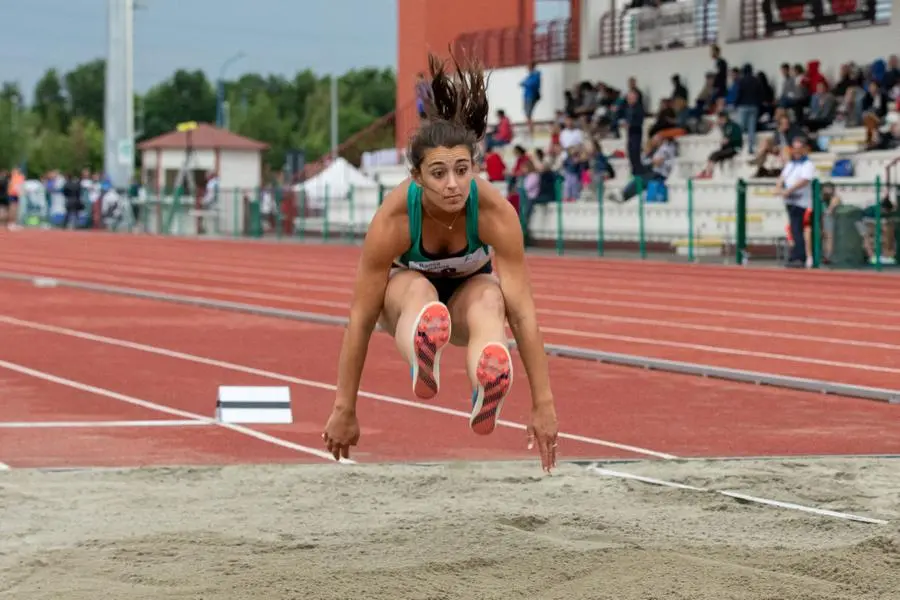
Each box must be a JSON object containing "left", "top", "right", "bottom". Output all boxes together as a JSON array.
[
  {"left": 0, "top": 359, "right": 345, "bottom": 463},
  {"left": 0, "top": 419, "right": 211, "bottom": 429},
  {"left": 0, "top": 462, "right": 9, "bottom": 470},
  {"left": 588, "top": 466, "right": 888, "bottom": 525},
  {"left": 0, "top": 315, "right": 674, "bottom": 460}
]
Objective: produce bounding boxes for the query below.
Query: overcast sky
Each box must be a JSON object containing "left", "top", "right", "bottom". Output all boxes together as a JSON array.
[{"left": 3, "top": 0, "right": 570, "bottom": 100}]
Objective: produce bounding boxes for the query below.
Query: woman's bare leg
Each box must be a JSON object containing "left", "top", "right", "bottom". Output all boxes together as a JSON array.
[
  {"left": 447, "top": 274, "right": 512, "bottom": 435},
  {"left": 379, "top": 270, "right": 450, "bottom": 399}
]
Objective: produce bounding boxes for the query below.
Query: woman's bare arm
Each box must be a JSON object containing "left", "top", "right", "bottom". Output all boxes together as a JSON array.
[{"left": 333, "top": 186, "right": 410, "bottom": 414}]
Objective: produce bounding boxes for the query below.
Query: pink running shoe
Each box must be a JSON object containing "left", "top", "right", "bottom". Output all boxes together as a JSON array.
[
  {"left": 469, "top": 342, "right": 513, "bottom": 435},
  {"left": 410, "top": 301, "right": 452, "bottom": 399}
]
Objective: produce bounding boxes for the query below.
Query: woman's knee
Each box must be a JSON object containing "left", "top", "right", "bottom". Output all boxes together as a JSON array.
[
  {"left": 404, "top": 275, "right": 439, "bottom": 303},
  {"left": 467, "top": 282, "right": 505, "bottom": 318}
]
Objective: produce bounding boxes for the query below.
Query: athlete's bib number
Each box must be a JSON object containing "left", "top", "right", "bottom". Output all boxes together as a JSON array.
[{"left": 409, "top": 247, "right": 490, "bottom": 278}]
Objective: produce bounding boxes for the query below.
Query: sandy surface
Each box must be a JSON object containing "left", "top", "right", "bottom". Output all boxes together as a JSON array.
[{"left": 2, "top": 457, "right": 899, "bottom": 600}]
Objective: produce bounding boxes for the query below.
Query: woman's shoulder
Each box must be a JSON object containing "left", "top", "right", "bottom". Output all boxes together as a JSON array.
[{"left": 364, "top": 179, "right": 412, "bottom": 251}]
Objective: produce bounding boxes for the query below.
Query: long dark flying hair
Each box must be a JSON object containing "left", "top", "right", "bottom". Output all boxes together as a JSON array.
[{"left": 407, "top": 50, "right": 489, "bottom": 172}]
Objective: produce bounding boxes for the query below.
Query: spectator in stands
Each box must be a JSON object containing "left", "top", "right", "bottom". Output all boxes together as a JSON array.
[
  {"left": 484, "top": 109, "right": 513, "bottom": 151},
  {"left": 510, "top": 145, "right": 533, "bottom": 184},
  {"left": 865, "top": 121, "right": 900, "bottom": 152},
  {"left": 607, "top": 133, "right": 675, "bottom": 204},
  {"left": 648, "top": 98, "right": 677, "bottom": 137},
  {"left": 521, "top": 148, "right": 559, "bottom": 247},
  {"left": 482, "top": 148, "right": 507, "bottom": 183},
  {"left": 688, "top": 73, "right": 716, "bottom": 130},
  {"left": 832, "top": 63, "right": 861, "bottom": 98},
  {"left": 735, "top": 64, "right": 763, "bottom": 153},
  {"left": 710, "top": 44, "right": 728, "bottom": 101},
  {"left": 520, "top": 63, "right": 542, "bottom": 137},
  {"left": 592, "top": 83, "right": 621, "bottom": 137},
  {"left": 724, "top": 67, "right": 741, "bottom": 112},
  {"left": 804, "top": 81, "right": 837, "bottom": 132},
  {"left": 415, "top": 73, "right": 430, "bottom": 119},
  {"left": 757, "top": 70, "right": 776, "bottom": 123},
  {"left": 778, "top": 63, "right": 805, "bottom": 121},
  {"left": 862, "top": 80, "right": 890, "bottom": 145},
  {"left": 564, "top": 90, "right": 576, "bottom": 116},
  {"left": 626, "top": 77, "right": 644, "bottom": 109},
  {"left": 775, "top": 136, "right": 816, "bottom": 268},
  {"left": 591, "top": 139, "right": 616, "bottom": 185},
  {"left": 671, "top": 74, "right": 688, "bottom": 102},
  {"left": 573, "top": 81, "right": 597, "bottom": 121},
  {"left": 620, "top": 90, "right": 645, "bottom": 175},
  {"left": 857, "top": 196, "right": 896, "bottom": 264},
  {"left": 559, "top": 115, "right": 584, "bottom": 151},
  {"left": 821, "top": 182, "right": 841, "bottom": 264},
  {"left": 561, "top": 144, "right": 588, "bottom": 203},
  {"left": 882, "top": 55, "right": 899, "bottom": 96},
  {"left": 696, "top": 111, "right": 742, "bottom": 179},
  {"left": 672, "top": 95, "right": 691, "bottom": 132},
  {"left": 836, "top": 63, "right": 866, "bottom": 126},
  {"left": 751, "top": 110, "right": 800, "bottom": 174}
]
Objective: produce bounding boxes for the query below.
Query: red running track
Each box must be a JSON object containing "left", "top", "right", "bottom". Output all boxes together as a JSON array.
[
  {"left": 1, "top": 279, "right": 900, "bottom": 470},
  {"left": 1, "top": 230, "right": 899, "bottom": 389},
  {"left": 0, "top": 230, "right": 899, "bottom": 470}
]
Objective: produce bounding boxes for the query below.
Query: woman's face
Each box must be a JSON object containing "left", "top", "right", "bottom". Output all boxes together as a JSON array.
[{"left": 415, "top": 145, "right": 473, "bottom": 214}]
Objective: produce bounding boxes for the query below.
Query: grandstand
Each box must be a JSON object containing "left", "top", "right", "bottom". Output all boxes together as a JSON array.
[{"left": 357, "top": 0, "right": 900, "bottom": 262}]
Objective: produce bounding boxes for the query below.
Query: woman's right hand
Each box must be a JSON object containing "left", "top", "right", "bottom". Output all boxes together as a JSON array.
[{"left": 322, "top": 404, "right": 360, "bottom": 461}]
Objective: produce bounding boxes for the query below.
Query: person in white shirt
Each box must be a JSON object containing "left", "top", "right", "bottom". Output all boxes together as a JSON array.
[
  {"left": 775, "top": 137, "right": 816, "bottom": 268},
  {"left": 607, "top": 133, "right": 676, "bottom": 203},
  {"left": 558, "top": 115, "right": 584, "bottom": 151}
]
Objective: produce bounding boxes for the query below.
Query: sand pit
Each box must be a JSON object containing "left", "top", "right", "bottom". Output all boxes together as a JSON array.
[{"left": 2, "top": 457, "right": 899, "bottom": 599}]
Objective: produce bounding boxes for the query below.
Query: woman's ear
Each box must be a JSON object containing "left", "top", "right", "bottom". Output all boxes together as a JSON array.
[{"left": 410, "top": 168, "right": 423, "bottom": 186}]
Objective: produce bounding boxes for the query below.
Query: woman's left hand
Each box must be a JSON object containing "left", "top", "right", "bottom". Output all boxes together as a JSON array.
[{"left": 527, "top": 401, "right": 559, "bottom": 473}]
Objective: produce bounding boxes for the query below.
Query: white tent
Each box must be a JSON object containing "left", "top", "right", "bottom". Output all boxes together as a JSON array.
[{"left": 297, "top": 157, "right": 379, "bottom": 208}]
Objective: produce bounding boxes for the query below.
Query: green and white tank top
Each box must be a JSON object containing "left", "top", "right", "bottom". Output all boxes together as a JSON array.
[{"left": 395, "top": 180, "right": 491, "bottom": 279}]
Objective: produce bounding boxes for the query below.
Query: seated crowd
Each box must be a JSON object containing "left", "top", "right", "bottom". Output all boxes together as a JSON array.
[
  {"left": 485, "top": 45, "right": 900, "bottom": 199},
  {"left": 477, "top": 46, "right": 900, "bottom": 262}
]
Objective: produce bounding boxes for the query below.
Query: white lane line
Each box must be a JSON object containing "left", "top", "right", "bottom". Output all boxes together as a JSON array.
[
  {"left": 541, "top": 311, "right": 900, "bottom": 352},
  {"left": 0, "top": 314, "right": 675, "bottom": 460},
  {"left": 10, "top": 261, "right": 897, "bottom": 353},
  {"left": 8, "top": 264, "right": 896, "bottom": 362},
  {"left": 537, "top": 295, "right": 900, "bottom": 333},
  {"left": 0, "top": 359, "right": 345, "bottom": 463},
  {"left": 0, "top": 419, "right": 211, "bottom": 429},
  {"left": 541, "top": 326, "right": 900, "bottom": 375},
  {"left": 11, "top": 251, "right": 900, "bottom": 315},
  {"left": 0, "top": 462, "right": 9, "bottom": 470},
  {"left": 588, "top": 466, "right": 888, "bottom": 525}
]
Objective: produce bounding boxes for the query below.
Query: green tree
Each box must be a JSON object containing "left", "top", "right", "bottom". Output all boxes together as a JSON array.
[
  {"left": 33, "top": 69, "right": 68, "bottom": 132},
  {"left": 17, "top": 61, "right": 397, "bottom": 175},
  {"left": 65, "top": 59, "right": 106, "bottom": 126},
  {"left": 0, "top": 98, "right": 27, "bottom": 168},
  {"left": 142, "top": 69, "right": 216, "bottom": 139}
]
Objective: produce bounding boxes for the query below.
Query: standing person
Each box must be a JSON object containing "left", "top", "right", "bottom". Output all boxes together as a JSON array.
[
  {"left": 0, "top": 170, "right": 10, "bottom": 229},
  {"left": 620, "top": 90, "right": 645, "bottom": 175},
  {"left": 520, "top": 63, "right": 541, "bottom": 138},
  {"left": 415, "top": 72, "right": 431, "bottom": 119},
  {"left": 710, "top": 44, "right": 728, "bottom": 101},
  {"left": 62, "top": 173, "right": 84, "bottom": 229},
  {"left": 735, "top": 64, "right": 762, "bottom": 153},
  {"left": 322, "top": 51, "right": 559, "bottom": 472},
  {"left": 6, "top": 168, "right": 24, "bottom": 230},
  {"left": 775, "top": 137, "right": 816, "bottom": 268}
]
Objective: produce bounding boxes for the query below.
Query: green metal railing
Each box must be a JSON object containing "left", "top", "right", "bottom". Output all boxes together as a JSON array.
[{"left": 16, "top": 177, "right": 898, "bottom": 270}]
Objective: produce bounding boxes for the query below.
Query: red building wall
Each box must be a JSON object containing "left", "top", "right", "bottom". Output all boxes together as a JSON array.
[{"left": 395, "top": 0, "right": 535, "bottom": 150}]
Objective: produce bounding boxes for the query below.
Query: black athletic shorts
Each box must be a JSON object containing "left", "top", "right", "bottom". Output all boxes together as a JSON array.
[{"left": 426, "top": 262, "right": 494, "bottom": 305}]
